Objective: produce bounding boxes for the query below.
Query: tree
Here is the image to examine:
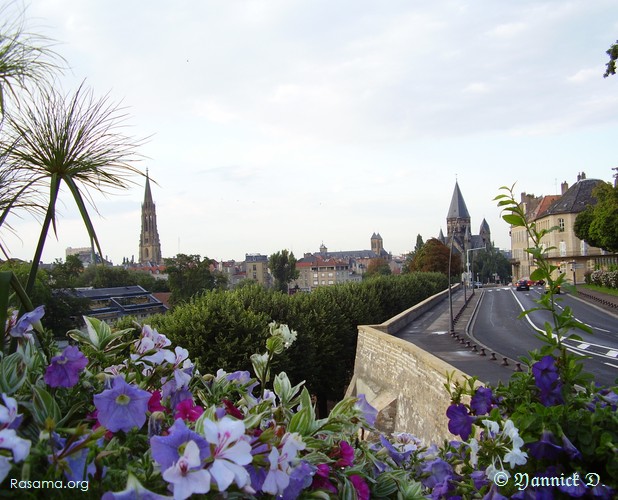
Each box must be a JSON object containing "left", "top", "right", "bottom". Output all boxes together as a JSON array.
[
  {"left": 365, "top": 257, "right": 392, "bottom": 277},
  {"left": 408, "top": 238, "right": 462, "bottom": 277},
  {"left": 403, "top": 234, "right": 425, "bottom": 273},
  {"left": 165, "top": 254, "right": 226, "bottom": 305},
  {"left": 268, "top": 249, "right": 299, "bottom": 293},
  {"left": 604, "top": 39, "right": 618, "bottom": 78},
  {"left": 49, "top": 254, "right": 84, "bottom": 288},
  {"left": 574, "top": 182, "right": 618, "bottom": 252},
  {"left": 471, "top": 244, "right": 512, "bottom": 284}
]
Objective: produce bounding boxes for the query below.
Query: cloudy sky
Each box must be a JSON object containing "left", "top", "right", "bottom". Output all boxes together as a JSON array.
[{"left": 4, "top": 0, "right": 618, "bottom": 265}]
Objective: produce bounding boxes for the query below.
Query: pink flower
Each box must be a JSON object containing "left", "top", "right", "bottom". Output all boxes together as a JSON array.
[
  {"left": 174, "top": 399, "right": 204, "bottom": 422},
  {"left": 332, "top": 440, "right": 354, "bottom": 468},
  {"left": 311, "top": 464, "right": 337, "bottom": 494},
  {"left": 148, "top": 391, "right": 167, "bottom": 413},
  {"left": 350, "top": 475, "right": 370, "bottom": 500}
]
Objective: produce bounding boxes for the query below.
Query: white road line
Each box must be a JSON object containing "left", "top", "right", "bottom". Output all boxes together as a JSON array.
[
  {"left": 604, "top": 362, "right": 618, "bottom": 369},
  {"left": 607, "top": 350, "right": 618, "bottom": 358},
  {"left": 578, "top": 343, "right": 590, "bottom": 350}
]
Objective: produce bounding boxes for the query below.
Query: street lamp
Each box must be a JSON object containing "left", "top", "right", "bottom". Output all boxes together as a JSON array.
[
  {"left": 448, "top": 219, "right": 460, "bottom": 333},
  {"left": 466, "top": 247, "right": 486, "bottom": 290}
]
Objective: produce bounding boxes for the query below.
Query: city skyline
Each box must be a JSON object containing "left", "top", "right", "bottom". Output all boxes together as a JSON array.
[{"left": 2, "top": 1, "right": 617, "bottom": 265}]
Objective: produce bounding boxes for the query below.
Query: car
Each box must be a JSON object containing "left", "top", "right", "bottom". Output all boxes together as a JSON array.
[
  {"left": 535, "top": 279, "right": 546, "bottom": 286},
  {"left": 545, "top": 283, "right": 561, "bottom": 294},
  {"left": 473, "top": 281, "right": 482, "bottom": 288},
  {"left": 516, "top": 279, "right": 530, "bottom": 291}
]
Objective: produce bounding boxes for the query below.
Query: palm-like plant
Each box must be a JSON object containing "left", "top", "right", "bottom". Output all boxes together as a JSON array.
[
  {"left": 0, "top": 1, "right": 64, "bottom": 116},
  {"left": 1, "top": 82, "right": 145, "bottom": 295}
]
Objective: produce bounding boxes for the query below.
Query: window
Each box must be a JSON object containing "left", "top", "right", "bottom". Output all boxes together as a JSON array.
[
  {"left": 558, "top": 218, "right": 565, "bottom": 232},
  {"left": 559, "top": 241, "right": 567, "bottom": 257},
  {"left": 581, "top": 240, "right": 588, "bottom": 256}
]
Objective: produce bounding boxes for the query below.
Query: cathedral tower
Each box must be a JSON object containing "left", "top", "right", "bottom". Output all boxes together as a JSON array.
[{"left": 139, "top": 172, "right": 162, "bottom": 264}]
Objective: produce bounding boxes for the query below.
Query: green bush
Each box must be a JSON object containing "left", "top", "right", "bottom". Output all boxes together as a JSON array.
[{"left": 148, "top": 273, "right": 448, "bottom": 415}]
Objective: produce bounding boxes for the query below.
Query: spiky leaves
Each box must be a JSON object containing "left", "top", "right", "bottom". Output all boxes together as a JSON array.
[{"left": 1, "top": 82, "right": 145, "bottom": 293}]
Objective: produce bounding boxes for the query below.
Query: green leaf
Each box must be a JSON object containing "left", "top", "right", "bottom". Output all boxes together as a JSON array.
[
  {"left": 502, "top": 214, "right": 525, "bottom": 226},
  {"left": 0, "top": 352, "right": 28, "bottom": 394},
  {"left": 32, "top": 386, "right": 62, "bottom": 429},
  {"left": 288, "top": 406, "right": 313, "bottom": 435}
]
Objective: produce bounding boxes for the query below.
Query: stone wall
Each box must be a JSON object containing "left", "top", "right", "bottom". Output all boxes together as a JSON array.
[{"left": 345, "top": 288, "right": 476, "bottom": 444}]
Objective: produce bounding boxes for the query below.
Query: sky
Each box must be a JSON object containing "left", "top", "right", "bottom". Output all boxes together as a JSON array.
[{"left": 3, "top": 0, "right": 618, "bottom": 265}]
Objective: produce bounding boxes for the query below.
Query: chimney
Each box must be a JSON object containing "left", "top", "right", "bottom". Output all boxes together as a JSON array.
[
  {"left": 561, "top": 181, "right": 569, "bottom": 194},
  {"left": 580, "top": 171, "right": 586, "bottom": 180}
]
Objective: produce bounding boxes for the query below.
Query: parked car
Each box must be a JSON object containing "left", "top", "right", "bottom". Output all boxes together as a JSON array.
[
  {"left": 473, "top": 281, "right": 482, "bottom": 288},
  {"left": 516, "top": 279, "right": 530, "bottom": 291},
  {"left": 535, "top": 279, "right": 546, "bottom": 286}
]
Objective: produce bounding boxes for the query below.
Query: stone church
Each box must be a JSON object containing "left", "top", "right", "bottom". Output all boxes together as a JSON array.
[
  {"left": 138, "top": 172, "right": 163, "bottom": 265},
  {"left": 438, "top": 181, "right": 491, "bottom": 266}
]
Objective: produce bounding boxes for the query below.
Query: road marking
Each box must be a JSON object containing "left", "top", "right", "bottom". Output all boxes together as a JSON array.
[
  {"left": 604, "top": 362, "right": 618, "bottom": 369},
  {"left": 578, "top": 343, "right": 590, "bottom": 350},
  {"left": 607, "top": 350, "right": 618, "bottom": 358}
]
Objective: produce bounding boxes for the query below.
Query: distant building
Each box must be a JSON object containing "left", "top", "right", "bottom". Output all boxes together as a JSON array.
[
  {"left": 291, "top": 255, "right": 360, "bottom": 292},
  {"left": 438, "top": 181, "right": 491, "bottom": 282},
  {"left": 244, "top": 253, "right": 271, "bottom": 287},
  {"left": 521, "top": 172, "right": 616, "bottom": 284},
  {"left": 139, "top": 172, "right": 163, "bottom": 265},
  {"left": 65, "top": 247, "right": 113, "bottom": 267},
  {"left": 72, "top": 285, "right": 168, "bottom": 324}
]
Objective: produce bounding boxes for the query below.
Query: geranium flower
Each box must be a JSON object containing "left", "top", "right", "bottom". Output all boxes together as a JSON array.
[
  {"left": 174, "top": 399, "right": 203, "bottom": 422},
  {"left": 311, "top": 464, "right": 337, "bottom": 494},
  {"left": 151, "top": 419, "right": 210, "bottom": 471},
  {"left": 202, "top": 416, "right": 252, "bottom": 491},
  {"left": 262, "top": 432, "right": 306, "bottom": 495},
  {"left": 44, "top": 345, "right": 88, "bottom": 388},
  {"left": 446, "top": 403, "right": 475, "bottom": 440},
  {"left": 331, "top": 440, "right": 354, "bottom": 467},
  {"left": 148, "top": 390, "right": 167, "bottom": 413},
  {"left": 162, "top": 440, "right": 211, "bottom": 500},
  {"left": 350, "top": 475, "right": 370, "bottom": 500},
  {"left": 93, "top": 377, "right": 152, "bottom": 433}
]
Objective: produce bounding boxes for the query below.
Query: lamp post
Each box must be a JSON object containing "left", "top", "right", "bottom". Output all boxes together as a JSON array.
[{"left": 466, "top": 247, "right": 486, "bottom": 291}]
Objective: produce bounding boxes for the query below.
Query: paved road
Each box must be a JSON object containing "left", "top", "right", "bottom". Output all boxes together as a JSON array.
[{"left": 470, "top": 285, "right": 618, "bottom": 387}]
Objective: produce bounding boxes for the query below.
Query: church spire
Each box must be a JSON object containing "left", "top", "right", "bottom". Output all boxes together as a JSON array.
[{"left": 139, "top": 171, "right": 162, "bottom": 264}]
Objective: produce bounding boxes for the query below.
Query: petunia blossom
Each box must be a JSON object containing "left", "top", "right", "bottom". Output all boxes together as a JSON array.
[
  {"left": 93, "top": 377, "right": 152, "bottom": 433},
  {"left": 8, "top": 306, "right": 45, "bottom": 340},
  {"left": 162, "top": 440, "right": 211, "bottom": 500},
  {"left": 350, "top": 475, "right": 370, "bottom": 500},
  {"left": 44, "top": 345, "right": 88, "bottom": 388},
  {"left": 446, "top": 403, "right": 475, "bottom": 440},
  {"left": 102, "top": 472, "right": 171, "bottom": 499},
  {"left": 354, "top": 394, "right": 378, "bottom": 427},
  {"left": 202, "top": 416, "right": 253, "bottom": 491},
  {"left": 0, "top": 428, "right": 31, "bottom": 483},
  {"left": 470, "top": 386, "right": 494, "bottom": 415},
  {"left": 151, "top": 418, "right": 209, "bottom": 471},
  {"left": 0, "top": 394, "right": 21, "bottom": 430}
]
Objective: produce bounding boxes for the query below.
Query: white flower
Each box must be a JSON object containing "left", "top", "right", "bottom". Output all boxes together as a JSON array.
[
  {"left": 482, "top": 419, "right": 499, "bottom": 437},
  {"left": 0, "top": 394, "right": 19, "bottom": 428},
  {"left": 162, "top": 440, "right": 211, "bottom": 500},
  {"left": 485, "top": 464, "right": 509, "bottom": 482},
  {"left": 203, "top": 417, "right": 252, "bottom": 491},
  {"left": 504, "top": 447, "right": 528, "bottom": 468},
  {"left": 468, "top": 438, "right": 479, "bottom": 467}
]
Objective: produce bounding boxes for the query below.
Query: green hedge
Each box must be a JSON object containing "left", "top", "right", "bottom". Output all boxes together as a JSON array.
[{"left": 148, "top": 272, "right": 447, "bottom": 414}]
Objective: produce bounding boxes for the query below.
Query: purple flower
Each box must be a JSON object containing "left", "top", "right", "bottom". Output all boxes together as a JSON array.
[
  {"left": 350, "top": 475, "right": 370, "bottom": 500},
  {"left": 560, "top": 433, "right": 582, "bottom": 460},
  {"left": 446, "top": 403, "right": 475, "bottom": 440},
  {"left": 93, "top": 377, "right": 151, "bottom": 433},
  {"left": 282, "top": 461, "right": 316, "bottom": 500},
  {"left": 527, "top": 430, "right": 563, "bottom": 460},
  {"left": 421, "top": 458, "right": 453, "bottom": 490},
  {"left": 379, "top": 435, "right": 413, "bottom": 466},
  {"left": 9, "top": 306, "right": 45, "bottom": 339},
  {"left": 150, "top": 419, "right": 210, "bottom": 471},
  {"left": 44, "top": 346, "right": 88, "bottom": 388},
  {"left": 470, "top": 387, "right": 494, "bottom": 415},
  {"left": 532, "top": 356, "right": 559, "bottom": 392},
  {"left": 471, "top": 470, "right": 488, "bottom": 490},
  {"left": 355, "top": 394, "right": 377, "bottom": 426}
]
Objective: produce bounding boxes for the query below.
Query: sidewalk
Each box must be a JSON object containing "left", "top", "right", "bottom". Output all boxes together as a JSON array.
[
  {"left": 574, "top": 285, "right": 618, "bottom": 313},
  {"left": 395, "top": 287, "right": 519, "bottom": 386}
]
